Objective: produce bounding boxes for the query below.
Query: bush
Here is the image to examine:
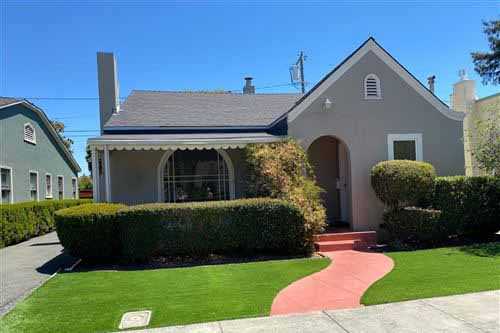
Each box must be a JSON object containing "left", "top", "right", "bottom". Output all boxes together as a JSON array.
[
  {"left": 119, "top": 199, "right": 309, "bottom": 262},
  {"left": 245, "top": 140, "right": 326, "bottom": 239},
  {"left": 382, "top": 207, "right": 443, "bottom": 247},
  {"left": 55, "top": 203, "right": 126, "bottom": 260},
  {"left": 0, "top": 199, "right": 92, "bottom": 248},
  {"left": 371, "top": 160, "right": 436, "bottom": 208},
  {"left": 432, "top": 176, "right": 500, "bottom": 238}
]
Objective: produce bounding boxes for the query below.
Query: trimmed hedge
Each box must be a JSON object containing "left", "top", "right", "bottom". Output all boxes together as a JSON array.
[
  {"left": 432, "top": 176, "right": 500, "bottom": 238},
  {"left": 0, "top": 199, "right": 92, "bottom": 248},
  {"left": 371, "top": 160, "right": 436, "bottom": 207},
  {"left": 119, "top": 199, "right": 308, "bottom": 261},
  {"left": 55, "top": 203, "right": 127, "bottom": 260},
  {"left": 54, "top": 198, "right": 311, "bottom": 262},
  {"left": 382, "top": 207, "right": 443, "bottom": 247}
]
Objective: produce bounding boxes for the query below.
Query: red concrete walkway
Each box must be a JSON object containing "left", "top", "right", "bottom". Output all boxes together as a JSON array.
[{"left": 270, "top": 250, "right": 394, "bottom": 315}]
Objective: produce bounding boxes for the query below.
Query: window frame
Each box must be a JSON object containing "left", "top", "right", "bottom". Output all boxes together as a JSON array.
[
  {"left": 0, "top": 166, "right": 14, "bottom": 204},
  {"left": 387, "top": 133, "right": 423, "bottom": 161},
  {"left": 29, "top": 170, "right": 39, "bottom": 202},
  {"left": 23, "top": 122, "right": 37, "bottom": 144},
  {"left": 45, "top": 173, "right": 53, "bottom": 199},
  {"left": 364, "top": 73, "right": 382, "bottom": 100},
  {"left": 57, "top": 175, "right": 64, "bottom": 200},
  {"left": 71, "top": 177, "right": 78, "bottom": 199}
]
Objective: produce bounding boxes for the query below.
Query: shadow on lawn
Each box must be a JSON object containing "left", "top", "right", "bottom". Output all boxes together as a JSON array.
[
  {"left": 459, "top": 242, "right": 500, "bottom": 257},
  {"left": 67, "top": 253, "right": 319, "bottom": 273}
]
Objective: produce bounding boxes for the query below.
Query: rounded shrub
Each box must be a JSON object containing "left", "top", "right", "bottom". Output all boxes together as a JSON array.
[
  {"left": 371, "top": 160, "right": 436, "bottom": 207},
  {"left": 55, "top": 203, "right": 126, "bottom": 261}
]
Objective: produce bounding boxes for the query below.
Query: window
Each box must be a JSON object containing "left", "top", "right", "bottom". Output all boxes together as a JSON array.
[
  {"left": 364, "top": 74, "right": 381, "bottom": 100},
  {"left": 387, "top": 134, "right": 423, "bottom": 161},
  {"left": 162, "top": 149, "right": 232, "bottom": 203},
  {"left": 57, "top": 176, "right": 64, "bottom": 200},
  {"left": 24, "top": 123, "right": 36, "bottom": 144},
  {"left": 45, "top": 174, "right": 52, "bottom": 198},
  {"left": 29, "top": 171, "right": 39, "bottom": 201},
  {"left": 1, "top": 167, "right": 13, "bottom": 204},
  {"left": 71, "top": 178, "right": 77, "bottom": 199}
]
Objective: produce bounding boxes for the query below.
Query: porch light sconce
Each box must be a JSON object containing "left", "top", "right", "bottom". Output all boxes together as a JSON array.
[{"left": 323, "top": 98, "right": 333, "bottom": 110}]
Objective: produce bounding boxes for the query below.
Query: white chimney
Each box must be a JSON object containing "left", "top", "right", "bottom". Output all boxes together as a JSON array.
[
  {"left": 97, "top": 52, "right": 120, "bottom": 133},
  {"left": 451, "top": 69, "right": 475, "bottom": 113}
]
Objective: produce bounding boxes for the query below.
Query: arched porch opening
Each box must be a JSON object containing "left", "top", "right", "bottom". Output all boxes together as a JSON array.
[
  {"left": 157, "top": 149, "right": 235, "bottom": 203},
  {"left": 307, "top": 136, "right": 352, "bottom": 229}
]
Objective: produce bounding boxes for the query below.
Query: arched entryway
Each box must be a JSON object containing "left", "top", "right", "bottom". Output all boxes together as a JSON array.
[{"left": 307, "top": 136, "right": 351, "bottom": 228}]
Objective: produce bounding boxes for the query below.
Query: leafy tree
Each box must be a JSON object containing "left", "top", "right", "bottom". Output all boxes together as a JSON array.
[
  {"left": 470, "top": 107, "right": 500, "bottom": 176},
  {"left": 471, "top": 19, "right": 500, "bottom": 85},
  {"left": 78, "top": 175, "right": 93, "bottom": 190},
  {"left": 85, "top": 144, "right": 92, "bottom": 175},
  {"left": 50, "top": 120, "right": 74, "bottom": 152}
]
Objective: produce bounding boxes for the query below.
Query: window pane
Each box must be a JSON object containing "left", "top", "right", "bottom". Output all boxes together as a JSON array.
[
  {"left": 163, "top": 149, "right": 230, "bottom": 203},
  {"left": 393, "top": 140, "right": 416, "bottom": 160}
]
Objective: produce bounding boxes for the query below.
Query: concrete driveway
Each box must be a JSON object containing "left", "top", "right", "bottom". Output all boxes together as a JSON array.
[
  {"left": 122, "top": 290, "right": 500, "bottom": 333},
  {"left": 0, "top": 232, "right": 76, "bottom": 316}
]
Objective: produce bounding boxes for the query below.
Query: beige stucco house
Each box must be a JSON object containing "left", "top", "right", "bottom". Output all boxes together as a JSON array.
[
  {"left": 88, "top": 38, "right": 465, "bottom": 231},
  {"left": 451, "top": 75, "right": 499, "bottom": 176}
]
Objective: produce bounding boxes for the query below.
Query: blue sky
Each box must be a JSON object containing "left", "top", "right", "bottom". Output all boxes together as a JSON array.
[{"left": 2, "top": 0, "right": 499, "bottom": 174}]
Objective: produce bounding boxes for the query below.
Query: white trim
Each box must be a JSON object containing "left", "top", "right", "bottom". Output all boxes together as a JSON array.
[
  {"left": 29, "top": 170, "right": 39, "bottom": 202},
  {"left": 156, "top": 149, "right": 236, "bottom": 203},
  {"left": 364, "top": 73, "right": 382, "bottom": 100},
  {"left": 288, "top": 39, "right": 465, "bottom": 122},
  {"left": 88, "top": 135, "right": 283, "bottom": 151},
  {"left": 104, "top": 146, "right": 111, "bottom": 202},
  {"left": 0, "top": 165, "right": 14, "bottom": 204},
  {"left": 91, "top": 147, "right": 100, "bottom": 202},
  {"left": 0, "top": 101, "right": 81, "bottom": 172},
  {"left": 71, "top": 177, "right": 78, "bottom": 199},
  {"left": 387, "top": 133, "right": 423, "bottom": 161},
  {"left": 56, "top": 175, "right": 64, "bottom": 200},
  {"left": 45, "top": 173, "right": 53, "bottom": 199},
  {"left": 23, "top": 122, "right": 36, "bottom": 144}
]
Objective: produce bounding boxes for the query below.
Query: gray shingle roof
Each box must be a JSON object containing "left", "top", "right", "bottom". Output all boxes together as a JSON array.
[
  {"left": 0, "top": 97, "right": 20, "bottom": 107},
  {"left": 104, "top": 90, "right": 301, "bottom": 128}
]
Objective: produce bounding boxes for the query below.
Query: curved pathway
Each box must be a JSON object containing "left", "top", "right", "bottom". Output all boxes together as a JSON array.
[{"left": 270, "top": 250, "right": 394, "bottom": 315}]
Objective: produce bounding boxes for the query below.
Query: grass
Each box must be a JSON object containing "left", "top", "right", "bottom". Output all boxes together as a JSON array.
[
  {"left": 0, "top": 257, "right": 329, "bottom": 333},
  {"left": 362, "top": 242, "right": 500, "bottom": 305}
]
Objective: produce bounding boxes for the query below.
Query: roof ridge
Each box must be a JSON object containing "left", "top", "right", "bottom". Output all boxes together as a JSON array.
[{"left": 130, "top": 89, "right": 301, "bottom": 96}]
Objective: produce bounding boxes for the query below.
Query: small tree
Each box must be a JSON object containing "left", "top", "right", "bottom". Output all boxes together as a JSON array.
[
  {"left": 78, "top": 175, "right": 93, "bottom": 190},
  {"left": 245, "top": 139, "right": 326, "bottom": 238},
  {"left": 470, "top": 109, "right": 500, "bottom": 176},
  {"left": 51, "top": 120, "right": 74, "bottom": 152},
  {"left": 471, "top": 19, "right": 500, "bottom": 85}
]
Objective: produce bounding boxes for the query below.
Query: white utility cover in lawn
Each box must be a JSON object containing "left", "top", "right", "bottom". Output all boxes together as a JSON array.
[{"left": 119, "top": 310, "right": 152, "bottom": 329}]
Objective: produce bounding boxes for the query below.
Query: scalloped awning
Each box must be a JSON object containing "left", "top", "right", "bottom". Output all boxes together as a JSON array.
[{"left": 88, "top": 132, "right": 284, "bottom": 150}]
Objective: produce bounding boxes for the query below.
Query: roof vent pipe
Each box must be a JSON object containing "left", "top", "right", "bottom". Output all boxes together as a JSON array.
[
  {"left": 243, "top": 77, "right": 255, "bottom": 94},
  {"left": 427, "top": 75, "right": 436, "bottom": 93}
]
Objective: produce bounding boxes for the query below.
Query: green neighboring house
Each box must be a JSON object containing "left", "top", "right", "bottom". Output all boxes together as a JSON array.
[{"left": 0, "top": 97, "right": 81, "bottom": 204}]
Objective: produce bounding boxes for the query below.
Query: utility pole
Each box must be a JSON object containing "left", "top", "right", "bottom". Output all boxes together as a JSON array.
[{"left": 298, "top": 51, "right": 306, "bottom": 93}]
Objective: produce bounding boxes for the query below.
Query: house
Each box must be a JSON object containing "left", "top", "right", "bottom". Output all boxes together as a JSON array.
[
  {"left": 0, "top": 98, "right": 81, "bottom": 204},
  {"left": 88, "top": 38, "right": 465, "bottom": 231},
  {"left": 450, "top": 74, "right": 499, "bottom": 176}
]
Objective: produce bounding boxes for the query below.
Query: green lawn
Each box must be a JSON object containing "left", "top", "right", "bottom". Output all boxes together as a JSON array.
[
  {"left": 1, "top": 257, "right": 329, "bottom": 333},
  {"left": 362, "top": 242, "right": 500, "bottom": 305}
]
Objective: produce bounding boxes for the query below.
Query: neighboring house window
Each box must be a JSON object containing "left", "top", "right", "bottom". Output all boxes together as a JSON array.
[
  {"left": 29, "top": 171, "right": 39, "bottom": 201},
  {"left": 45, "top": 174, "right": 53, "bottom": 198},
  {"left": 24, "top": 123, "right": 36, "bottom": 144},
  {"left": 71, "top": 177, "right": 77, "bottom": 199},
  {"left": 387, "top": 134, "right": 423, "bottom": 161},
  {"left": 57, "top": 176, "right": 64, "bottom": 200},
  {"left": 1, "top": 167, "right": 13, "bottom": 204},
  {"left": 364, "top": 74, "right": 381, "bottom": 100}
]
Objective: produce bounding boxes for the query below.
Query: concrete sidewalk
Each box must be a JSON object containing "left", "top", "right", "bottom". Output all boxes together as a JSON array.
[
  {"left": 122, "top": 290, "right": 500, "bottom": 333},
  {"left": 0, "top": 232, "right": 76, "bottom": 316}
]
